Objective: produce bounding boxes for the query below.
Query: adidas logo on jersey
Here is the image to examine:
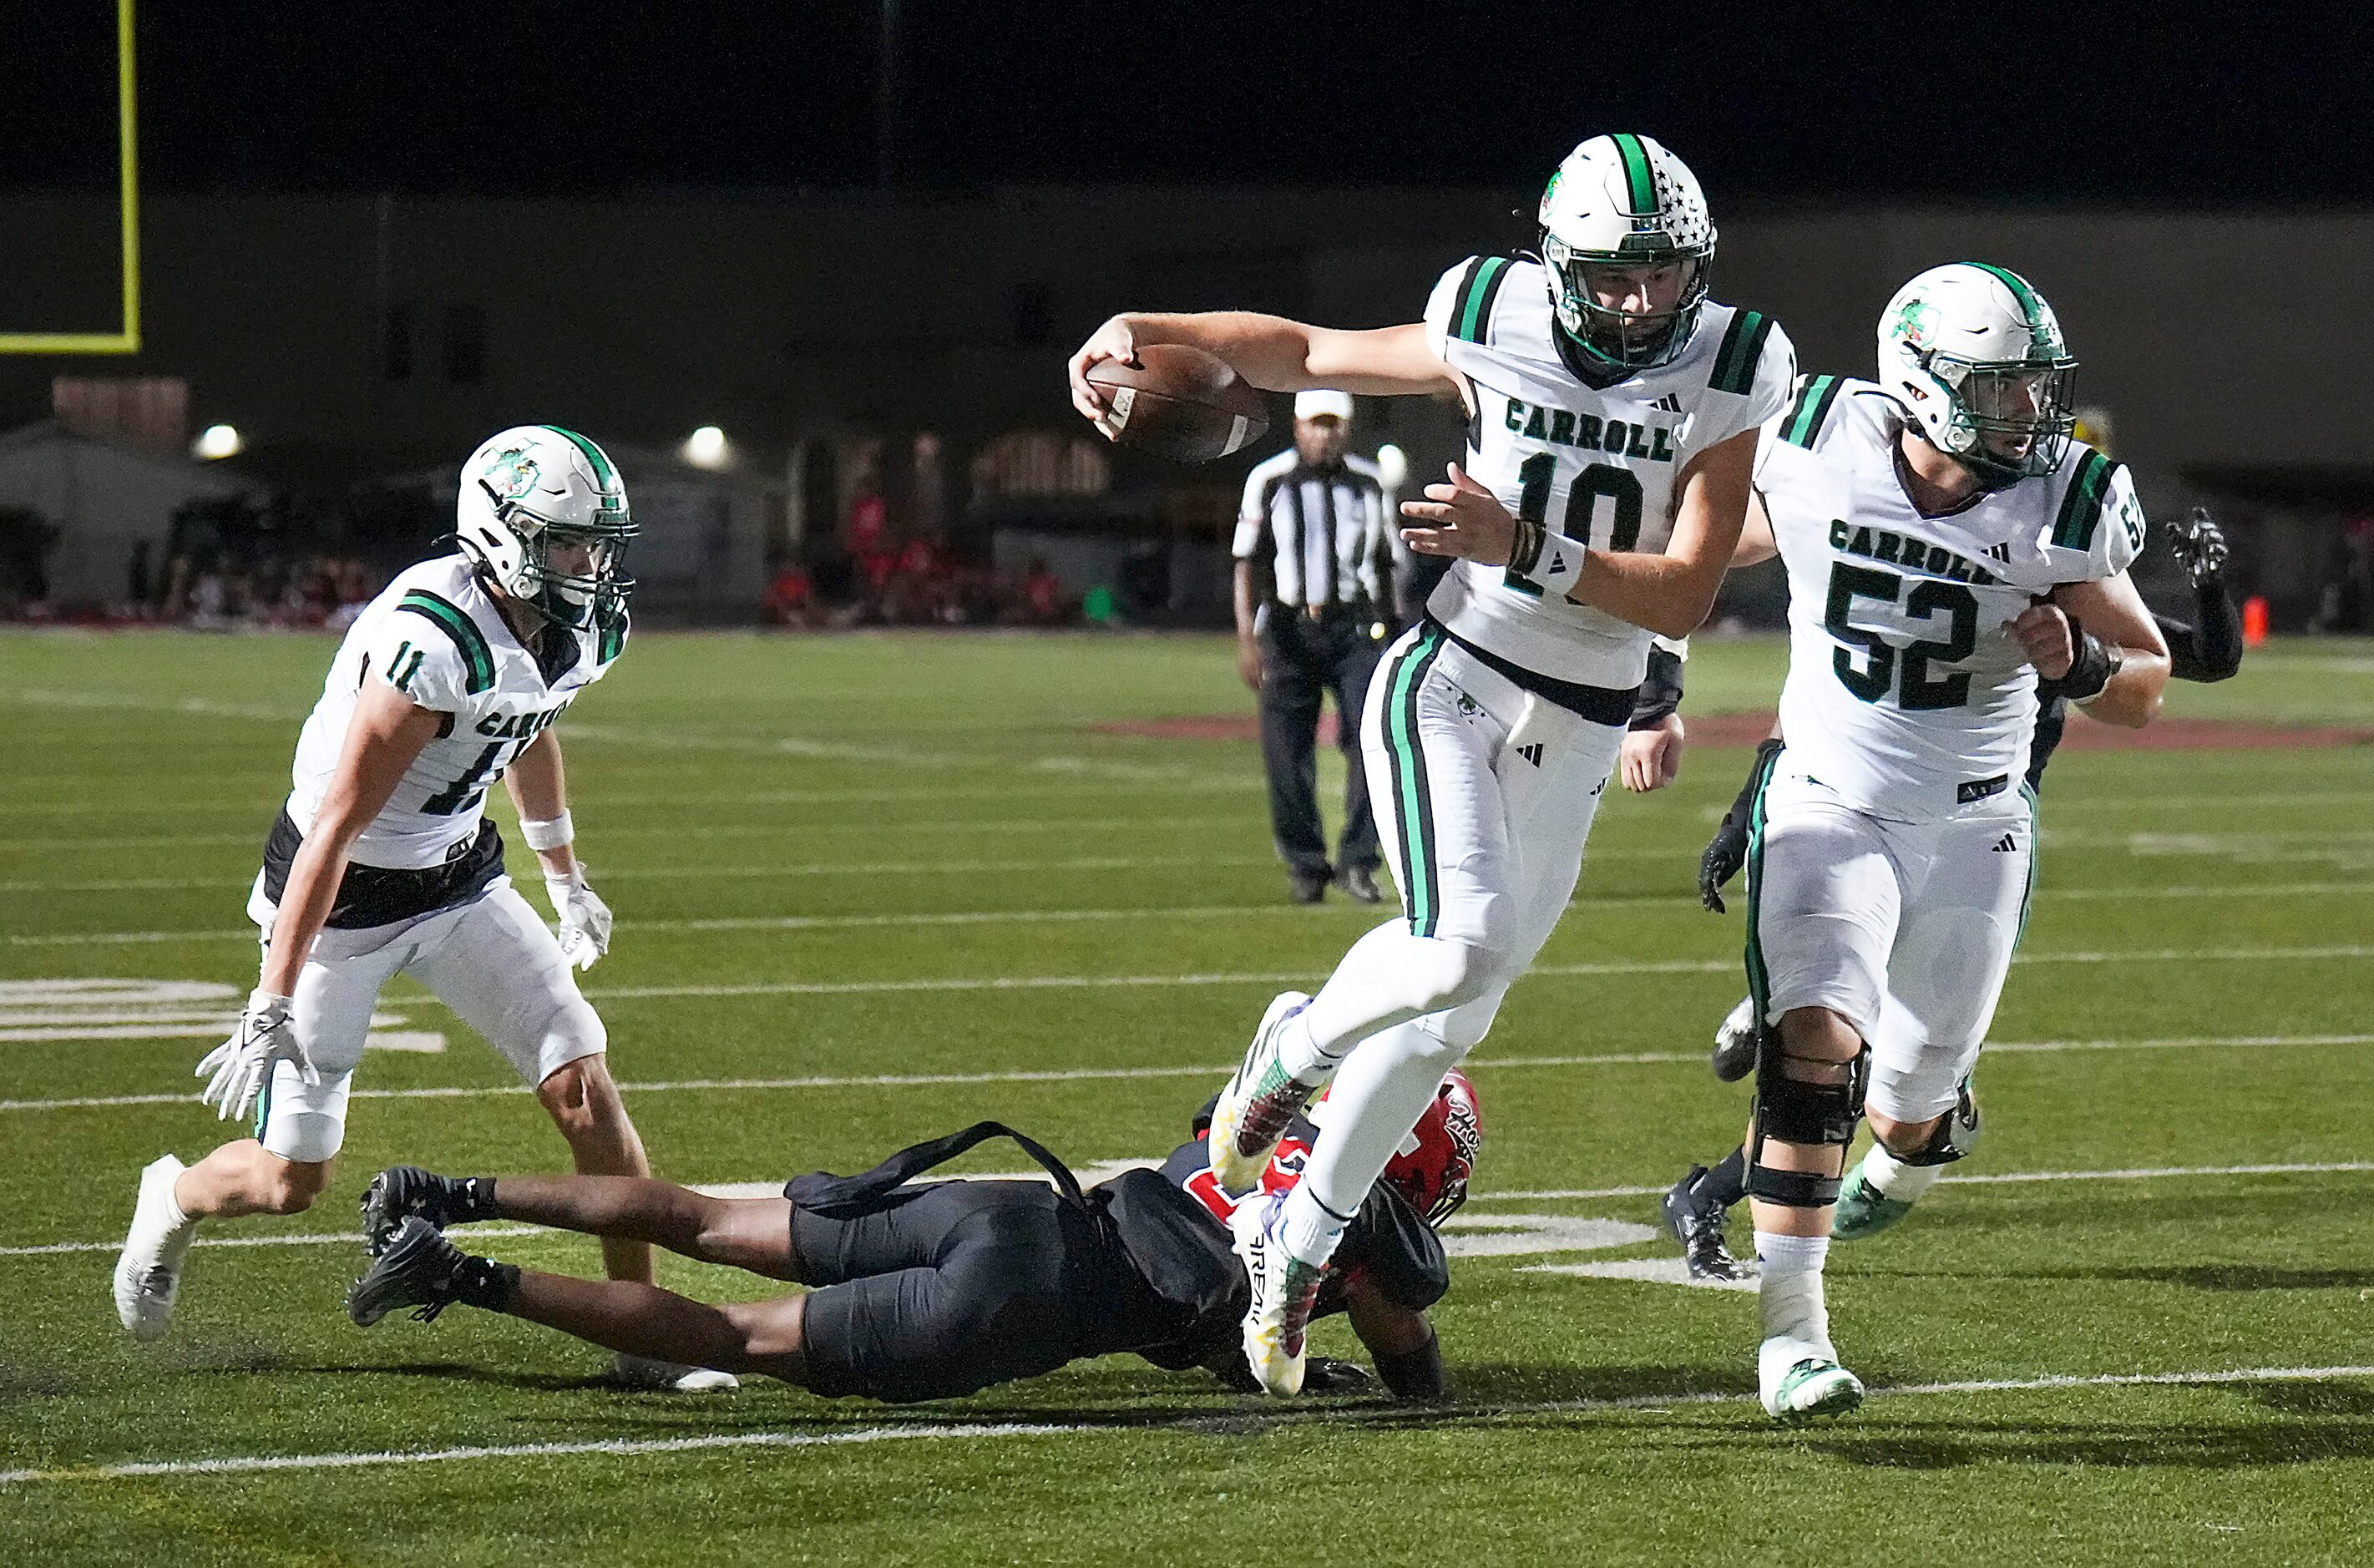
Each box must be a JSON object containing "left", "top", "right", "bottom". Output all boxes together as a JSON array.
[
  {"left": 1651, "top": 393, "right": 1683, "bottom": 414},
  {"left": 1985, "top": 541, "right": 2013, "bottom": 564},
  {"left": 1516, "top": 742, "right": 1545, "bottom": 767},
  {"left": 1990, "top": 832, "right": 2018, "bottom": 853}
]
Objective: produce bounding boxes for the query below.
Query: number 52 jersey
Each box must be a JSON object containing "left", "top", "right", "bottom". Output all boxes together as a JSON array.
[{"left": 1759, "top": 377, "right": 2145, "bottom": 819}]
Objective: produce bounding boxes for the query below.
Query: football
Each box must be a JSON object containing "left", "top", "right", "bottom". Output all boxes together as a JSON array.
[{"left": 1086, "top": 343, "right": 1271, "bottom": 462}]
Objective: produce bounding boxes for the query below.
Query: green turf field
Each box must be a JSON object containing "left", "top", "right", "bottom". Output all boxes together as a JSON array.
[{"left": 3, "top": 628, "right": 2371, "bottom": 1566}]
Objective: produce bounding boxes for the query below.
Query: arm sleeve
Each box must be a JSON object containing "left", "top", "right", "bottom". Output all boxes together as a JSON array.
[
  {"left": 2174, "top": 579, "right": 2245, "bottom": 682},
  {"left": 1629, "top": 645, "right": 1685, "bottom": 730},
  {"left": 365, "top": 607, "right": 469, "bottom": 711}
]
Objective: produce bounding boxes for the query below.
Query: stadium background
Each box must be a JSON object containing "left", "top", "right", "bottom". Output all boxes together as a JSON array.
[{"left": 5, "top": 7, "right": 2373, "bottom": 1566}]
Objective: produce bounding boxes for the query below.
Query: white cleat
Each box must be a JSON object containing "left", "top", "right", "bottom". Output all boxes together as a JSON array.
[
  {"left": 1208, "top": 991, "right": 1317, "bottom": 1194},
  {"left": 613, "top": 1353, "right": 740, "bottom": 1393},
  {"left": 114, "top": 1155, "right": 195, "bottom": 1342},
  {"left": 1759, "top": 1333, "right": 1864, "bottom": 1424},
  {"left": 1229, "top": 1191, "right": 1325, "bottom": 1397}
]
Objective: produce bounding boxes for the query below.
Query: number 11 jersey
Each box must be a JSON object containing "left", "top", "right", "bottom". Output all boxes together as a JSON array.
[
  {"left": 1421, "top": 254, "right": 1796, "bottom": 690},
  {"left": 1759, "top": 377, "right": 2145, "bottom": 819}
]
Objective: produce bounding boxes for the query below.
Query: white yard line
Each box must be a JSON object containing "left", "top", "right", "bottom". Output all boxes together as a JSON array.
[
  {"left": 5, "top": 1031, "right": 2370, "bottom": 1114},
  {"left": 6, "top": 1363, "right": 2372, "bottom": 1485},
  {"left": 8, "top": 879, "right": 2369, "bottom": 943},
  {"left": 8, "top": 1156, "right": 2369, "bottom": 1257}
]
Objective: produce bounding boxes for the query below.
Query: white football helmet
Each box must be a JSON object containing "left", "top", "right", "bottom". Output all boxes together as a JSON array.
[
  {"left": 1878, "top": 264, "right": 2078, "bottom": 488},
  {"left": 455, "top": 426, "right": 635, "bottom": 630},
  {"left": 1537, "top": 133, "right": 1716, "bottom": 372}
]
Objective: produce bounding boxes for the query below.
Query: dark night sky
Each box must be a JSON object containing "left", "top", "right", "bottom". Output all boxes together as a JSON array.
[{"left": 5, "top": 3, "right": 2368, "bottom": 205}]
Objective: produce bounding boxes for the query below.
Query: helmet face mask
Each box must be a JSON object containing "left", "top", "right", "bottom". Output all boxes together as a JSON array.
[
  {"left": 1542, "top": 236, "right": 1712, "bottom": 372},
  {"left": 457, "top": 427, "right": 637, "bottom": 630},
  {"left": 1536, "top": 134, "right": 1717, "bottom": 374},
  {"left": 1879, "top": 264, "right": 2078, "bottom": 489}
]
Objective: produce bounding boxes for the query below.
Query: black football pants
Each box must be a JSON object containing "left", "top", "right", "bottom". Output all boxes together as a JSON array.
[{"left": 1258, "top": 605, "right": 1383, "bottom": 879}]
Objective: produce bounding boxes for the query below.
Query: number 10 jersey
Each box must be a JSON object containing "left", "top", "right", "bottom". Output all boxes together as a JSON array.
[
  {"left": 1421, "top": 254, "right": 1796, "bottom": 690},
  {"left": 1759, "top": 377, "right": 2145, "bottom": 819}
]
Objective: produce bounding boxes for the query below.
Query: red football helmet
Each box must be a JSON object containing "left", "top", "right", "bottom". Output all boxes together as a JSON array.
[{"left": 1382, "top": 1070, "right": 1483, "bottom": 1225}]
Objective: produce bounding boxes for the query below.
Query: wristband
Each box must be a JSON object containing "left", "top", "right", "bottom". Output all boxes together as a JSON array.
[
  {"left": 519, "top": 812, "right": 575, "bottom": 852},
  {"left": 1629, "top": 646, "right": 1685, "bottom": 731},
  {"left": 2060, "top": 615, "right": 2121, "bottom": 703}
]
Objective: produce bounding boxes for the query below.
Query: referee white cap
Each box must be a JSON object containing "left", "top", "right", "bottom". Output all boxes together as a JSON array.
[{"left": 1293, "top": 389, "right": 1355, "bottom": 422}]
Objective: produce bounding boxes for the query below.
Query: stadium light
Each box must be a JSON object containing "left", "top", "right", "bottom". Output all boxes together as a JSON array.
[
  {"left": 1376, "top": 443, "right": 1408, "bottom": 493},
  {"left": 193, "top": 423, "right": 241, "bottom": 460},
  {"left": 683, "top": 425, "right": 730, "bottom": 468}
]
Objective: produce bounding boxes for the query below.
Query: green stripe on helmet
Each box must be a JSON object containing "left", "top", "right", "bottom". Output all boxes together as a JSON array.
[
  {"left": 1610, "top": 133, "right": 1657, "bottom": 214},
  {"left": 1967, "top": 261, "right": 2042, "bottom": 322},
  {"left": 542, "top": 425, "right": 619, "bottom": 490}
]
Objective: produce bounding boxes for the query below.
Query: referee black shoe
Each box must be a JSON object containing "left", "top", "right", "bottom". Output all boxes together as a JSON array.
[
  {"left": 1662, "top": 1166, "right": 1749, "bottom": 1282},
  {"left": 1335, "top": 864, "right": 1384, "bottom": 904},
  {"left": 1288, "top": 870, "right": 1329, "bottom": 904}
]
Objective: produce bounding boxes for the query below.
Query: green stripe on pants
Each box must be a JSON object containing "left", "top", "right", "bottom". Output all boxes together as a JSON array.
[{"left": 1384, "top": 628, "right": 1445, "bottom": 936}]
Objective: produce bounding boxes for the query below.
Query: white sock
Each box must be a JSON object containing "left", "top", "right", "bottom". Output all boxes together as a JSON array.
[
  {"left": 1278, "top": 1182, "right": 1352, "bottom": 1268},
  {"left": 1271, "top": 1009, "right": 1333, "bottom": 1085},
  {"left": 1754, "top": 1232, "right": 1833, "bottom": 1351},
  {"left": 1291, "top": 1018, "right": 1467, "bottom": 1248},
  {"left": 1862, "top": 1142, "right": 1941, "bottom": 1203}
]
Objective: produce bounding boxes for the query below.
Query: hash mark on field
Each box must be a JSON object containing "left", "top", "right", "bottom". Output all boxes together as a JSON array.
[
  {"left": 4, "top": 1034, "right": 2370, "bottom": 1112},
  {"left": 8, "top": 1364, "right": 2374, "bottom": 1485}
]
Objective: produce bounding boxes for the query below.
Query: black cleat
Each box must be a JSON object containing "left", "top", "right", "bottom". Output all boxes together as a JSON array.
[
  {"left": 1662, "top": 1166, "right": 1749, "bottom": 1282},
  {"left": 361, "top": 1166, "right": 470, "bottom": 1257},
  {"left": 1288, "top": 871, "right": 1329, "bottom": 905},
  {"left": 347, "top": 1216, "right": 469, "bottom": 1327},
  {"left": 1335, "top": 865, "right": 1384, "bottom": 905}
]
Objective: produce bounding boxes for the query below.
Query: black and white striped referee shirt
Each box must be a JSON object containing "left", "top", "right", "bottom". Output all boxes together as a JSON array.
[{"left": 1233, "top": 451, "right": 1391, "bottom": 610}]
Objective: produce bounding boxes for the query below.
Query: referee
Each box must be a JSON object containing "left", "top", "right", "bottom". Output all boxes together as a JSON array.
[{"left": 1233, "top": 391, "right": 1394, "bottom": 904}]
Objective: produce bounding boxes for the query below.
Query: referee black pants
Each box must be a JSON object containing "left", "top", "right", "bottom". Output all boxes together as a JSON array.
[{"left": 1258, "top": 604, "right": 1383, "bottom": 878}]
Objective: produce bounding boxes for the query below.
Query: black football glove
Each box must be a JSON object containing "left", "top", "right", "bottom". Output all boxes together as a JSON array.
[
  {"left": 2165, "top": 506, "right": 2229, "bottom": 585},
  {"left": 1700, "top": 737, "right": 1782, "bottom": 914}
]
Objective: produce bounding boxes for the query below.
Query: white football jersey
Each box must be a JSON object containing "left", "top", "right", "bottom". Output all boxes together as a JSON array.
[
  {"left": 1422, "top": 255, "right": 1794, "bottom": 689},
  {"left": 282, "top": 555, "right": 627, "bottom": 868},
  {"left": 1758, "top": 377, "right": 2145, "bottom": 819}
]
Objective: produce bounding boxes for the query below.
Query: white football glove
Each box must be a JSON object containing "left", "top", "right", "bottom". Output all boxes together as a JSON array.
[
  {"left": 196, "top": 989, "right": 318, "bottom": 1122},
  {"left": 545, "top": 868, "right": 614, "bottom": 971}
]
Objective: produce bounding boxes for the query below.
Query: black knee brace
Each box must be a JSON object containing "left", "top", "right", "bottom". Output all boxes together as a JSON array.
[
  {"left": 1744, "top": 1025, "right": 1870, "bottom": 1209},
  {"left": 1894, "top": 1080, "right": 1982, "bottom": 1168}
]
